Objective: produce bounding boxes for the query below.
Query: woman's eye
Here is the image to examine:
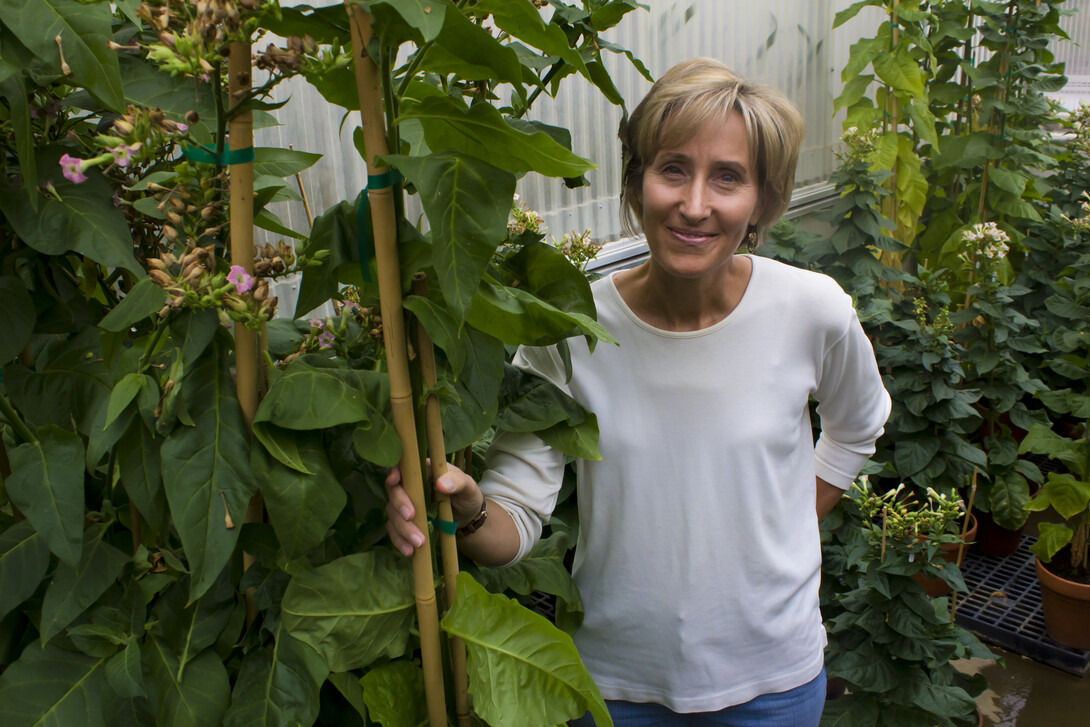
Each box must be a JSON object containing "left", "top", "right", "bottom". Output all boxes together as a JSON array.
[
  {"left": 662, "top": 164, "right": 683, "bottom": 175},
  {"left": 719, "top": 171, "right": 738, "bottom": 183}
]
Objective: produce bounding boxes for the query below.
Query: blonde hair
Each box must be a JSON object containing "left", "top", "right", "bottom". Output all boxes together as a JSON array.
[{"left": 619, "top": 58, "right": 805, "bottom": 246}]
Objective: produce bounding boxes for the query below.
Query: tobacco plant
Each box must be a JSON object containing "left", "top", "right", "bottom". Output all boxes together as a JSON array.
[
  {"left": 821, "top": 481, "right": 997, "bottom": 727},
  {"left": 0, "top": 1, "right": 648, "bottom": 725}
]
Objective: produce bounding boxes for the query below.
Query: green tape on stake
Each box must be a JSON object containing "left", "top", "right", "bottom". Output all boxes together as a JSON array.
[
  {"left": 356, "top": 169, "right": 402, "bottom": 284},
  {"left": 181, "top": 144, "right": 255, "bottom": 166},
  {"left": 430, "top": 517, "right": 458, "bottom": 536}
]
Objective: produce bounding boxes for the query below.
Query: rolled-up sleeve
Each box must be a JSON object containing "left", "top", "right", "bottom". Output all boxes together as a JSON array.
[
  {"left": 813, "top": 309, "right": 891, "bottom": 489},
  {"left": 477, "top": 344, "right": 568, "bottom": 565}
]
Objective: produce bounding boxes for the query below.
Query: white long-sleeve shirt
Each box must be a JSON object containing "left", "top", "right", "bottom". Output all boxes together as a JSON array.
[{"left": 478, "top": 255, "right": 891, "bottom": 712}]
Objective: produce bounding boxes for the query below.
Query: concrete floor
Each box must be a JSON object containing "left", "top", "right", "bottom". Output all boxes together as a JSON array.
[{"left": 958, "top": 639, "right": 1089, "bottom": 725}]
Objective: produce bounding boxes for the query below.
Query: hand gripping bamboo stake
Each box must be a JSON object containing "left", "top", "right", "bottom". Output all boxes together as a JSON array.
[
  {"left": 411, "top": 274, "right": 471, "bottom": 727},
  {"left": 228, "top": 39, "right": 265, "bottom": 627},
  {"left": 346, "top": 5, "right": 447, "bottom": 725}
]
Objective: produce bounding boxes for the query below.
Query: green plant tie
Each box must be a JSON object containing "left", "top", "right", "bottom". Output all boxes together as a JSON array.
[
  {"left": 356, "top": 169, "right": 402, "bottom": 283},
  {"left": 181, "top": 144, "right": 255, "bottom": 165},
  {"left": 430, "top": 516, "right": 458, "bottom": 535}
]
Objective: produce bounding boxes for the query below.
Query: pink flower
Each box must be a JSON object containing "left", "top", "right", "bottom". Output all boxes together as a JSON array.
[
  {"left": 227, "top": 265, "right": 254, "bottom": 294},
  {"left": 308, "top": 318, "right": 324, "bottom": 329},
  {"left": 176, "top": 123, "right": 189, "bottom": 133},
  {"left": 59, "top": 154, "right": 87, "bottom": 184},
  {"left": 317, "top": 331, "right": 334, "bottom": 349},
  {"left": 109, "top": 144, "right": 138, "bottom": 168}
]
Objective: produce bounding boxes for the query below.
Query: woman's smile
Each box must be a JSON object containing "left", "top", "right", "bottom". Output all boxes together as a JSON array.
[{"left": 640, "top": 110, "right": 761, "bottom": 283}]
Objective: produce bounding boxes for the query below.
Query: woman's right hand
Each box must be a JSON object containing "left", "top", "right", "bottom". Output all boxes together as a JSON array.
[{"left": 384, "top": 462, "right": 484, "bottom": 557}]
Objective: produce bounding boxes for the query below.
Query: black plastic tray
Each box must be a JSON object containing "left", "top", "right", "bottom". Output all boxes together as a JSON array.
[{"left": 955, "top": 536, "right": 1090, "bottom": 677}]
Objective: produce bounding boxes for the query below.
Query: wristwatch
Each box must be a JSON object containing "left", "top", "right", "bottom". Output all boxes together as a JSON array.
[{"left": 456, "top": 498, "right": 488, "bottom": 537}]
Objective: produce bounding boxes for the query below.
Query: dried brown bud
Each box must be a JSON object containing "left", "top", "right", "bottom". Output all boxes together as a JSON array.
[
  {"left": 166, "top": 211, "right": 183, "bottom": 226},
  {"left": 148, "top": 269, "right": 173, "bottom": 287},
  {"left": 185, "top": 110, "right": 200, "bottom": 125},
  {"left": 162, "top": 225, "right": 178, "bottom": 241}
]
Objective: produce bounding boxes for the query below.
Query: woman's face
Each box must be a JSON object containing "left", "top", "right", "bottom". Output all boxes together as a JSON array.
[{"left": 640, "top": 111, "right": 761, "bottom": 283}]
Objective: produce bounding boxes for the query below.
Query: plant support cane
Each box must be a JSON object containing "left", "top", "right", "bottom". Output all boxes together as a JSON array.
[
  {"left": 346, "top": 5, "right": 447, "bottom": 725},
  {"left": 228, "top": 38, "right": 264, "bottom": 626},
  {"left": 412, "top": 275, "right": 471, "bottom": 727}
]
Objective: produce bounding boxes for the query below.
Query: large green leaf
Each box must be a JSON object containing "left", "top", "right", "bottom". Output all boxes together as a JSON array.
[
  {"left": 1019, "top": 424, "right": 1084, "bottom": 475},
  {"left": 281, "top": 551, "right": 414, "bottom": 672},
  {"left": 99, "top": 278, "right": 167, "bottom": 333},
  {"left": 252, "top": 147, "right": 323, "bottom": 178},
  {"left": 470, "top": 0, "right": 590, "bottom": 80},
  {"left": 117, "top": 419, "right": 169, "bottom": 535},
  {"left": 160, "top": 348, "right": 257, "bottom": 602},
  {"left": 1029, "top": 472, "right": 1090, "bottom": 521},
  {"left": 500, "top": 243, "right": 596, "bottom": 320},
  {"left": 0, "top": 152, "right": 140, "bottom": 273},
  {"left": 0, "top": 521, "right": 50, "bottom": 622},
  {"left": 3, "top": 327, "right": 112, "bottom": 436},
  {"left": 0, "top": 0, "right": 124, "bottom": 110},
  {"left": 144, "top": 637, "right": 231, "bottom": 727},
  {"left": 0, "top": 276, "right": 34, "bottom": 365},
  {"left": 398, "top": 93, "right": 593, "bottom": 178},
  {"left": 403, "top": 293, "right": 466, "bottom": 375},
  {"left": 388, "top": 152, "right": 515, "bottom": 320},
  {"left": 1030, "top": 521, "right": 1074, "bottom": 562},
  {"left": 0, "top": 641, "right": 109, "bottom": 727},
  {"left": 5, "top": 425, "right": 85, "bottom": 566},
  {"left": 439, "top": 326, "right": 505, "bottom": 452},
  {"left": 494, "top": 363, "right": 587, "bottom": 433},
  {"left": 0, "top": 75, "right": 36, "bottom": 202},
  {"left": 118, "top": 53, "right": 217, "bottom": 131},
  {"left": 222, "top": 628, "right": 328, "bottom": 727},
  {"left": 467, "top": 276, "right": 615, "bottom": 350},
  {"left": 474, "top": 532, "right": 582, "bottom": 617},
  {"left": 893, "top": 438, "right": 942, "bottom": 479},
  {"left": 39, "top": 523, "right": 128, "bottom": 644},
  {"left": 360, "top": 661, "right": 426, "bottom": 727},
  {"left": 254, "top": 361, "right": 395, "bottom": 470},
  {"left": 441, "top": 574, "right": 612, "bottom": 727},
  {"left": 253, "top": 434, "right": 346, "bottom": 559},
  {"left": 369, "top": 0, "right": 447, "bottom": 42},
  {"left": 151, "top": 573, "right": 238, "bottom": 681},
  {"left": 873, "top": 48, "right": 925, "bottom": 98},
  {"left": 421, "top": 6, "right": 524, "bottom": 89},
  {"left": 294, "top": 193, "right": 364, "bottom": 318}
]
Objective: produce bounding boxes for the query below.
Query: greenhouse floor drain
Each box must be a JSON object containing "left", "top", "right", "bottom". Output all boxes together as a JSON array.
[{"left": 955, "top": 536, "right": 1090, "bottom": 676}]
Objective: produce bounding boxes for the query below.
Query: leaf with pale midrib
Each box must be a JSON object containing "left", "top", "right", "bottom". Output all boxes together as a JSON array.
[
  {"left": 222, "top": 628, "right": 328, "bottom": 727},
  {"left": 144, "top": 637, "right": 230, "bottom": 727},
  {"left": 0, "top": 522, "right": 50, "bottom": 622},
  {"left": 5, "top": 426, "right": 86, "bottom": 566},
  {"left": 281, "top": 551, "right": 414, "bottom": 672},
  {"left": 0, "top": 642, "right": 110, "bottom": 727},
  {"left": 160, "top": 348, "right": 257, "bottom": 602},
  {"left": 441, "top": 574, "right": 612, "bottom": 727}
]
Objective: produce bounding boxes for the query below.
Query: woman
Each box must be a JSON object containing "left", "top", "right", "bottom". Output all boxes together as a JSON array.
[{"left": 386, "top": 58, "right": 891, "bottom": 726}]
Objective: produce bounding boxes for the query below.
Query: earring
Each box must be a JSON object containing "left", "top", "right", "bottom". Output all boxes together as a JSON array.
[{"left": 745, "top": 227, "right": 758, "bottom": 252}]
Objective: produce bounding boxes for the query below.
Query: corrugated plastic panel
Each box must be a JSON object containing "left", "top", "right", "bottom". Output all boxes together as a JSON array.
[{"left": 255, "top": 0, "right": 874, "bottom": 250}]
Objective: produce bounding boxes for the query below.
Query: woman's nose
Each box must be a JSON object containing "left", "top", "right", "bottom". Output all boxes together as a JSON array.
[{"left": 678, "top": 180, "right": 708, "bottom": 220}]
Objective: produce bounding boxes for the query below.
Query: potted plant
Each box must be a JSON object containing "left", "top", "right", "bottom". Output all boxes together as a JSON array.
[{"left": 821, "top": 480, "right": 996, "bottom": 727}]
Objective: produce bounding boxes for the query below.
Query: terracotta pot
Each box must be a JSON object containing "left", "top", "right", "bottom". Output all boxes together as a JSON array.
[
  {"left": 971, "top": 507, "right": 1024, "bottom": 557},
  {"left": 1035, "top": 556, "right": 1090, "bottom": 650},
  {"left": 913, "top": 515, "right": 978, "bottom": 598}
]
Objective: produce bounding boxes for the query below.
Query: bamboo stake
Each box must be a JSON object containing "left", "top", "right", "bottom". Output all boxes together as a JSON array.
[
  {"left": 346, "top": 6, "right": 447, "bottom": 725},
  {"left": 411, "top": 274, "right": 471, "bottom": 727},
  {"left": 228, "top": 39, "right": 264, "bottom": 626},
  {"left": 289, "top": 144, "right": 314, "bottom": 228},
  {"left": 951, "top": 470, "right": 978, "bottom": 621}
]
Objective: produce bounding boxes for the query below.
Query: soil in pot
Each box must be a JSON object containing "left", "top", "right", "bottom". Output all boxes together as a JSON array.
[
  {"left": 1035, "top": 548, "right": 1090, "bottom": 650},
  {"left": 913, "top": 514, "right": 977, "bottom": 598}
]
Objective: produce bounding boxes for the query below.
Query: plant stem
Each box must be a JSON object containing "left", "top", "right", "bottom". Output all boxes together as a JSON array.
[
  {"left": 138, "top": 324, "right": 167, "bottom": 371},
  {"left": 0, "top": 391, "right": 37, "bottom": 446}
]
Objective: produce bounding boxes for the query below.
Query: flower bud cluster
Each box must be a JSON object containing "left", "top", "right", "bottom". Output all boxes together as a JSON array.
[
  {"left": 553, "top": 229, "right": 602, "bottom": 271},
  {"left": 837, "top": 125, "right": 882, "bottom": 164},
  {"left": 852, "top": 479, "right": 965, "bottom": 545},
  {"left": 959, "top": 222, "right": 1010, "bottom": 282},
  {"left": 147, "top": 246, "right": 276, "bottom": 329},
  {"left": 256, "top": 35, "right": 317, "bottom": 74},
  {"left": 509, "top": 195, "right": 546, "bottom": 236}
]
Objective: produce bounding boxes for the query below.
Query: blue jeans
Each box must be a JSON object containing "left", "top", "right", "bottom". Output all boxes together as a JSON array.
[{"left": 571, "top": 668, "right": 826, "bottom": 727}]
